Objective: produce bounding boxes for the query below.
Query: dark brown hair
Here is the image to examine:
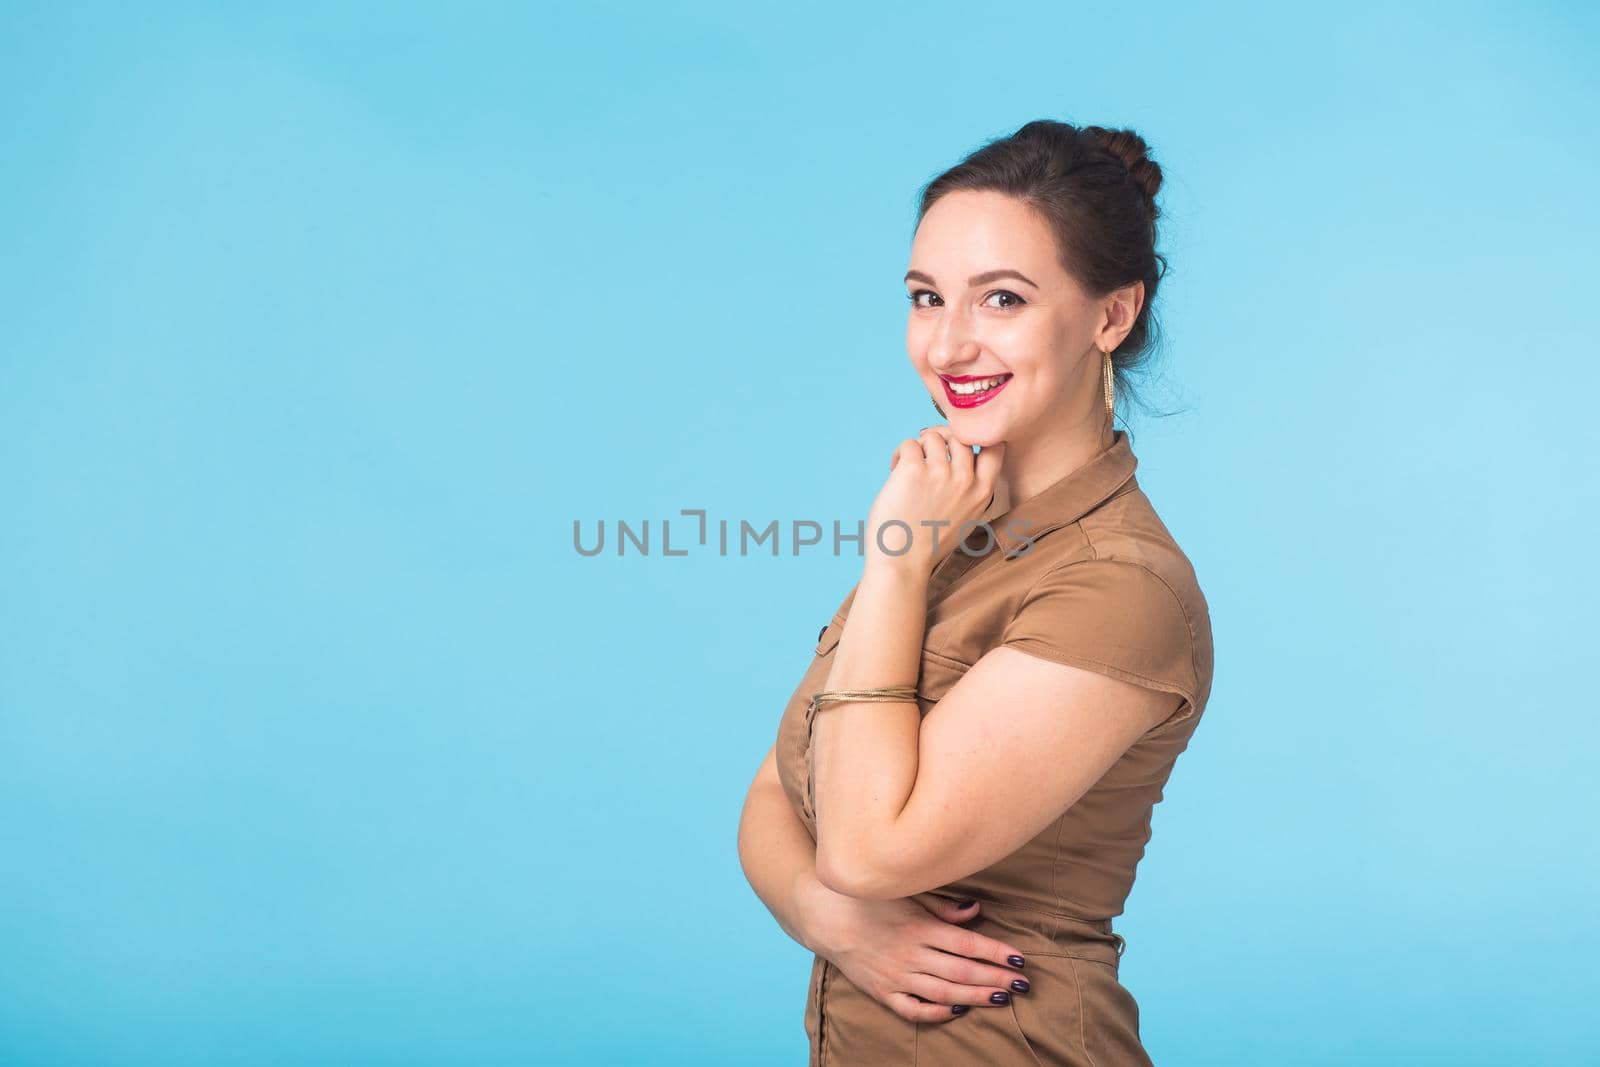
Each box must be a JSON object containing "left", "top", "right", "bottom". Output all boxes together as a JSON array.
[{"left": 914, "top": 120, "right": 1169, "bottom": 417}]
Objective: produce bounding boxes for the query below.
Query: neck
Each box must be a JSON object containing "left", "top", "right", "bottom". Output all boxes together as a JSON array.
[{"left": 994, "top": 417, "right": 1116, "bottom": 513}]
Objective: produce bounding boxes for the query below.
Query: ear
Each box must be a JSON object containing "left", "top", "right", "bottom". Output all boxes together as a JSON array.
[{"left": 1096, "top": 280, "right": 1144, "bottom": 353}]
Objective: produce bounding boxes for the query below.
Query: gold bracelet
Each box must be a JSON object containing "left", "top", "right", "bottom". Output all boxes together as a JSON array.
[{"left": 807, "top": 685, "right": 919, "bottom": 715}]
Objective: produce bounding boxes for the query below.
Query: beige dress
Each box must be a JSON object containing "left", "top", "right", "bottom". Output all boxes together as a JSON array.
[{"left": 773, "top": 430, "right": 1215, "bottom": 1066}]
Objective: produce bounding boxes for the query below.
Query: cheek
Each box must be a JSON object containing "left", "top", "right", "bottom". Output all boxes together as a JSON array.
[
  {"left": 905, "top": 322, "right": 934, "bottom": 371},
  {"left": 996, "top": 328, "right": 1069, "bottom": 387},
  {"left": 999, "top": 319, "right": 1057, "bottom": 359},
  {"left": 1004, "top": 360, "right": 1072, "bottom": 415}
]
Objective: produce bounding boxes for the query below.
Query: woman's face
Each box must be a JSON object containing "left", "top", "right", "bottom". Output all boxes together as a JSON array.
[{"left": 905, "top": 190, "right": 1120, "bottom": 450}]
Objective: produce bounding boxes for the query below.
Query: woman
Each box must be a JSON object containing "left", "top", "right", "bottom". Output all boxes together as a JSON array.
[{"left": 737, "top": 119, "right": 1214, "bottom": 1066}]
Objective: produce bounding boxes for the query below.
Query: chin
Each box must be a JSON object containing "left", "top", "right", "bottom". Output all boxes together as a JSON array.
[{"left": 945, "top": 417, "right": 1008, "bottom": 450}]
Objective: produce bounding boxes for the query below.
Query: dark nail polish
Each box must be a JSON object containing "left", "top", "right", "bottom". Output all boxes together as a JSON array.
[
  {"left": 1011, "top": 978, "right": 1030, "bottom": 994},
  {"left": 1007, "top": 955, "right": 1026, "bottom": 968},
  {"left": 956, "top": 898, "right": 976, "bottom": 908},
  {"left": 951, "top": 1004, "right": 969, "bottom": 1016},
  {"left": 990, "top": 991, "right": 1011, "bottom": 1005}
]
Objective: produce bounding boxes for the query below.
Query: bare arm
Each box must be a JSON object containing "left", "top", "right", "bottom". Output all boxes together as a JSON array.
[
  {"left": 812, "top": 428, "right": 1181, "bottom": 900},
  {"left": 738, "top": 740, "right": 1037, "bottom": 1025},
  {"left": 737, "top": 742, "right": 833, "bottom": 954}
]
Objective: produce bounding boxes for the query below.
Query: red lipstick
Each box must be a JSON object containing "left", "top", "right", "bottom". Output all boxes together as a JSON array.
[{"left": 939, "top": 372, "right": 1013, "bottom": 410}]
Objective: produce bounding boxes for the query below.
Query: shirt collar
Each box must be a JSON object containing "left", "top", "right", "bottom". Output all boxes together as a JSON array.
[{"left": 989, "top": 429, "right": 1139, "bottom": 558}]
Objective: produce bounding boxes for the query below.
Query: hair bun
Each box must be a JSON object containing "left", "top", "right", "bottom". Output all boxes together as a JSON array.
[{"left": 1083, "top": 126, "right": 1162, "bottom": 210}]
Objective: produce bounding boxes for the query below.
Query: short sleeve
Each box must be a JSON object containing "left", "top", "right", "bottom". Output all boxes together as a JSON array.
[{"left": 999, "top": 558, "right": 1201, "bottom": 731}]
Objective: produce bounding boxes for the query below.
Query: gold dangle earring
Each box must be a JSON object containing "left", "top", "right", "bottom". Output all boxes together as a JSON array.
[{"left": 1101, "top": 349, "right": 1115, "bottom": 419}]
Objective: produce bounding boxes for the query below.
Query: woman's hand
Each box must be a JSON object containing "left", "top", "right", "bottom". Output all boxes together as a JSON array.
[
  {"left": 799, "top": 883, "right": 1031, "bottom": 1024},
  {"left": 866, "top": 425, "right": 1005, "bottom": 577}
]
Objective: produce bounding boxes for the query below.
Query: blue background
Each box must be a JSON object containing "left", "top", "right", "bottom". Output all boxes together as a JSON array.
[{"left": 3, "top": 3, "right": 1596, "bottom": 1064}]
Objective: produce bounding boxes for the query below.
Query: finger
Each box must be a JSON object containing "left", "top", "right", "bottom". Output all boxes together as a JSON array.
[
  {"left": 925, "top": 923, "right": 1028, "bottom": 974},
  {"left": 902, "top": 967, "right": 1027, "bottom": 1008},
  {"left": 974, "top": 440, "right": 1006, "bottom": 491},
  {"left": 885, "top": 990, "right": 969, "bottom": 1024},
  {"left": 937, "top": 427, "right": 976, "bottom": 482},
  {"left": 915, "top": 944, "right": 1033, "bottom": 995},
  {"left": 918, "top": 424, "right": 976, "bottom": 483},
  {"left": 917, "top": 427, "right": 952, "bottom": 467},
  {"left": 912, "top": 893, "right": 981, "bottom": 923},
  {"left": 892, "top": 438, "right": 924, "bottom": 471}
]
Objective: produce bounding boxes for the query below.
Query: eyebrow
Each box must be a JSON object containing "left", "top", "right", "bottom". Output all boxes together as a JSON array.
[{"left": 903, "top": 268, "right": 1040, "bottom": 290}]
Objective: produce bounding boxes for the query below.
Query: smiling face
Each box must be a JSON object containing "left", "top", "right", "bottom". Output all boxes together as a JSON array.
[{"left": 906, "top": 190, "right": 1129, "bottom": 452}]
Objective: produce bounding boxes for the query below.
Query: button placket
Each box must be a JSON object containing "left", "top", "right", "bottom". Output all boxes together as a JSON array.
[{"left": 926, "top": 532, "right": 1010, "bottom": 610}]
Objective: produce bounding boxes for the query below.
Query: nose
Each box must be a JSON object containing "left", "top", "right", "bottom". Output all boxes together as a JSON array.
[
  {"left": 929, "top": 345, "right": 985, "bottom": 377},
  {"left": 914, "top": 291, "right": 986, "bottom": 375},
  {"left": 926, "top": 316, "right": 984, "bottom": 375}
]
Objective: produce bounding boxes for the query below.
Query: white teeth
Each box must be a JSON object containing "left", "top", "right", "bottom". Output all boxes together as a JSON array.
[{"left": 948, "top": 375, "right": 1008, "bottom": 395}]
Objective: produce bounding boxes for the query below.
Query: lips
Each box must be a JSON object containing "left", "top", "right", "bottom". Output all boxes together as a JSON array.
[{"left": 939, "top": 372, "right": 1013, "bottom": 410}]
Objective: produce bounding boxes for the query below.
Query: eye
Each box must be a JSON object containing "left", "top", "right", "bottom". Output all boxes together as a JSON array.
[
  {"left": 984, "top": 290, "right": 1026, "bottom": 310},
  {"left": 907, "top": 289, "right": 940, "bottom": 309}
]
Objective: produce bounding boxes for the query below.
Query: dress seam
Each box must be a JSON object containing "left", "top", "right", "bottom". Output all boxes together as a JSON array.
[
  {"left": 1049, "top": 811, "right": 1069, "bottom": 915},
  {"left": 967, "top": 895, "right": 1113, "bottom": 925},
  {"left": 1067, "top": 955, "right": 1100, "bottom": 1067}
]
